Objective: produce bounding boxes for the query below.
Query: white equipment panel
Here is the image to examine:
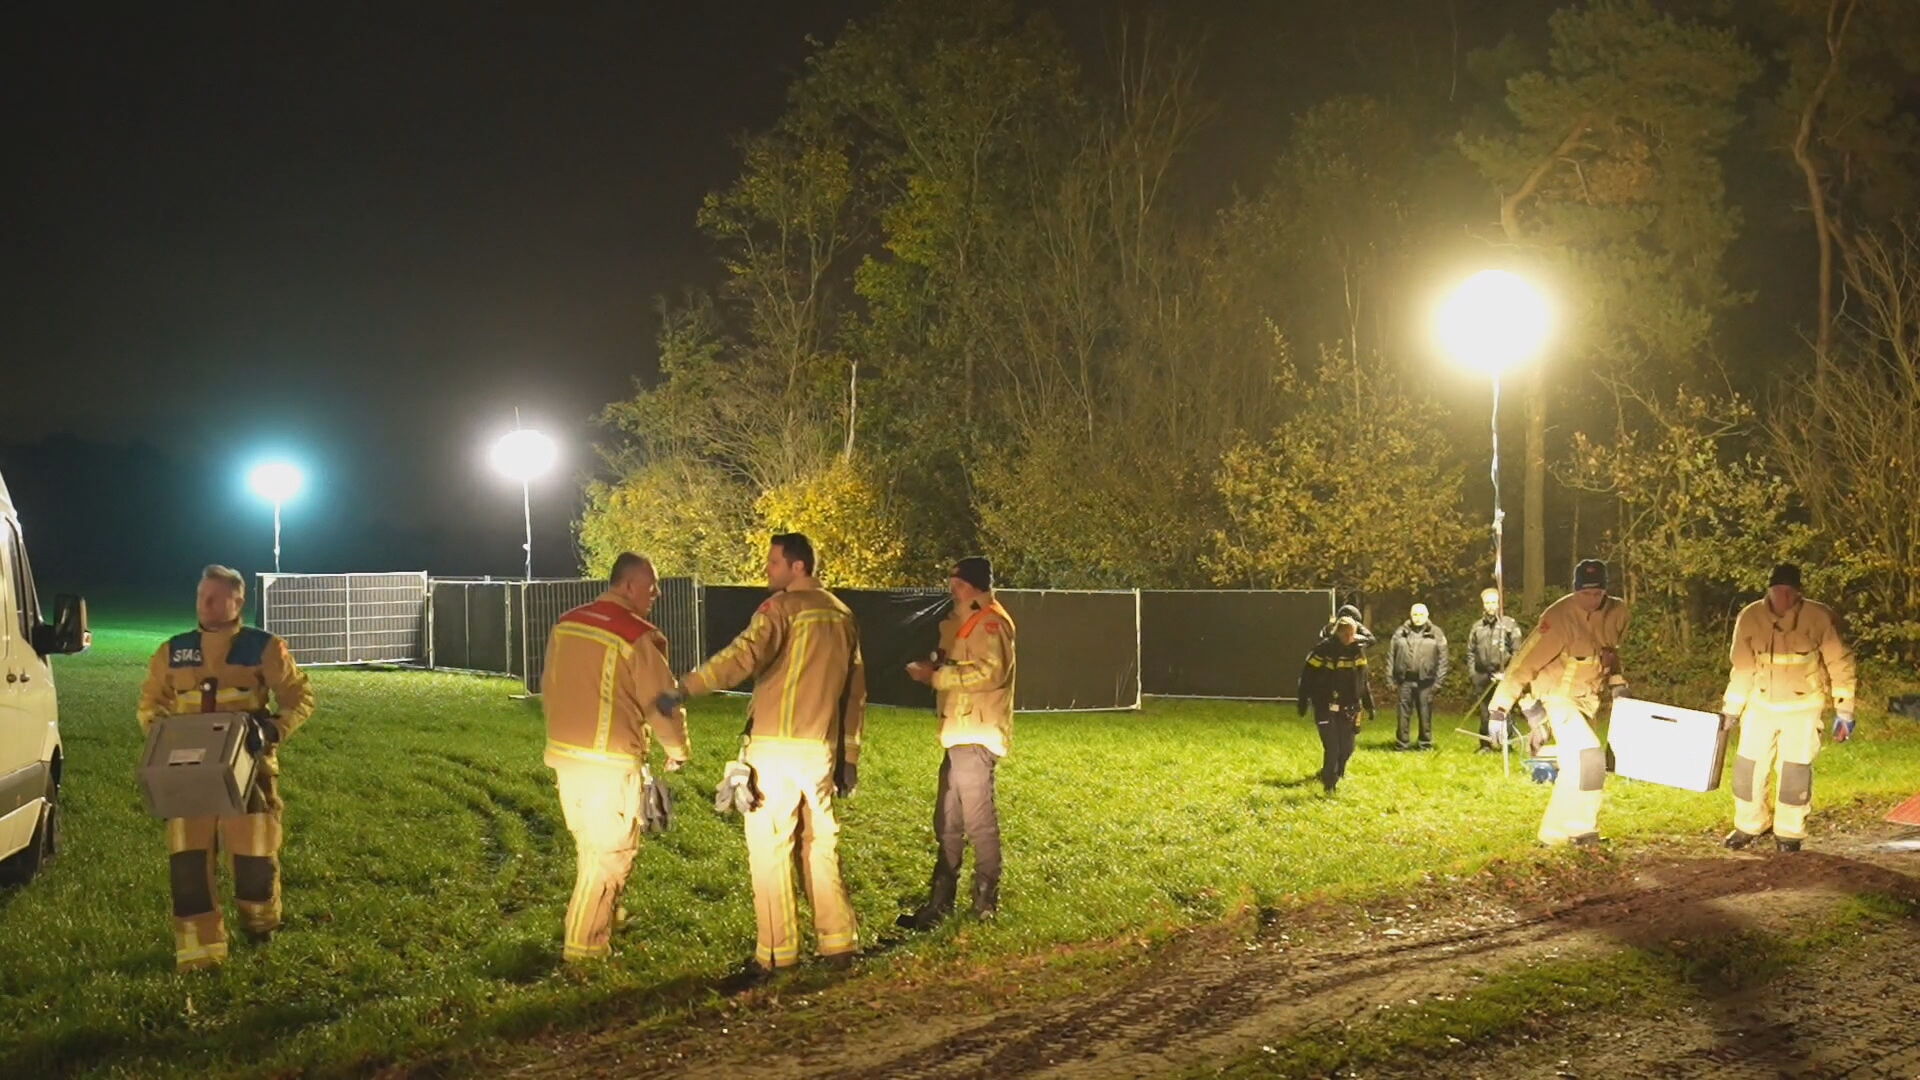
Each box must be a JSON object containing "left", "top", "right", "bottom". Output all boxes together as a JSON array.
[{"left": 1608, "top": 696, "right": 1728, "bottom": 792}]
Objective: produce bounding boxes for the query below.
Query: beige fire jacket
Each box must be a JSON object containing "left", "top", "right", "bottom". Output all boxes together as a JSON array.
[
  {"left": 1491, "top": 591, "right": 1630, "bottom": 718},
  {"left": 684, "top": 587, "right": 867, "bottom": 762},
  {"left": 1722, "top": 597, "right": 1854, "bottom": 717},
  {"left": 931, "top": 595, "right": 1016, "bottom": 756}
]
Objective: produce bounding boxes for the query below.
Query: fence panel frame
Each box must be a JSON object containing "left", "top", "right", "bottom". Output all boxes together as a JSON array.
[{"left": 258, "top": 571, "right": 429, "bottom": 666}]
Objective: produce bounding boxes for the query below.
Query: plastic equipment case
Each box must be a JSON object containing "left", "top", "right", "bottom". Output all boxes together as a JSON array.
[
  {"left": 1607, "top": 697, "right": 1729, "bottom": 792},
  {"left": 138, "top": 713, "right": 260, "bottom": 818}
]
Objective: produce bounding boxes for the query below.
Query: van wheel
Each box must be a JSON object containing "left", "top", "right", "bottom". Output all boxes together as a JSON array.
[{"left": 0, "top": 773, "right": 59, "bottom": 887}]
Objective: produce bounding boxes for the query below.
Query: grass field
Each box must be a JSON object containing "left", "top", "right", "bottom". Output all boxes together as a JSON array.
[{"left": 4, "top": 607, "right": 1919, "bottom": 1078}]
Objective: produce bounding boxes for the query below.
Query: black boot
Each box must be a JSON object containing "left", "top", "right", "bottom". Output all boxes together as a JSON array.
[
  {"left": 1776, "top": 836, "right": 1803, "bottom": 853},
  {"left": 971, "top": 877, "right": 999, "bottom": 920},
  {"left": 898, "top": 865, "right": 957, "bottom": 931},
  {"left": 1723, "top": 828, "right": 1769, "bottom": 850}
]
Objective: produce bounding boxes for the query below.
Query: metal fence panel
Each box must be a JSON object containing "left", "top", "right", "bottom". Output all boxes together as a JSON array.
[
  {"left": 1140, "top": 590, "right": 1335, "bottom": 700},
  {"left": 517, "top": 579, "right": 604, "bottom": 692},
  {"left": 995, "top": 589, "right": 1141, "bottom": 712},
  {"left": 655, "top": 576, "right": 704, "bottom": 676},
  {"left": 259, "top": 572, "right": 427, "bottom": 666}
]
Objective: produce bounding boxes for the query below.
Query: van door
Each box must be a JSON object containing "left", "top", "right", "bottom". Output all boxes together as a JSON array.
[{"left": 0, "top": 516, "right": 56, "bottom": 857}]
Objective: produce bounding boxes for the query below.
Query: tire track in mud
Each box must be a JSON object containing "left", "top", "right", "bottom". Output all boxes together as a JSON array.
[{"left": 507, "top": 833, "right": 1920, "bottom": 1080}]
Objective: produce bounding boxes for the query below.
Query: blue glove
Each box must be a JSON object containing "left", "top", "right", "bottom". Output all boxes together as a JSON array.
[
  {"left": 835, "top": 760, "right": 859, "bottom": 798},
  {"left": 654, "top": 688, "right": 687, "bottom": 717},
  {"left": 1832, "top": 713, "right": 1856, "bottom": 742}
]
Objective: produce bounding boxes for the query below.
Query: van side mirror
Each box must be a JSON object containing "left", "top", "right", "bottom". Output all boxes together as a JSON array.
[{"left": 31, "top": 595, "right": 90, "bottom": 656}]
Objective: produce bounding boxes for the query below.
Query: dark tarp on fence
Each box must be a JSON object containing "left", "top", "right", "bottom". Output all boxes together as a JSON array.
[
  {"left": 428, "top": 579, "right": 512, "bottom": 674},
  {"left": 1140, "top": 590, "right": 1335, "bottom": 700},
  {"left": 702, "top": 586, "right": 1140, "bottom": 712},
  {"left": 701, "top": 585, "right": 949, "bottom": 709},
  {"left": 996, "top": 589, "right": 1140, "bottom": 711}
]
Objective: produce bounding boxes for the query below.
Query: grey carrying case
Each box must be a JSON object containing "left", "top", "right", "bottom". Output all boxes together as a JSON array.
[{"left": 138, "top": 712, "right": 260, "bottom": 818}]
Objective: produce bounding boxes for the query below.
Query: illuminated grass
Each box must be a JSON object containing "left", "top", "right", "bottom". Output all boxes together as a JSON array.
[{"left": 4, "top": 609, "right": 1918, "bottom": 1077}]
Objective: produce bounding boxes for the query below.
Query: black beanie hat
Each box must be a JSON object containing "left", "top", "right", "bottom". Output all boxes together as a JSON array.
[
  {"left": 1572, "top": 558, "right": 1608, "bottom": 591},
  {"left": 953, "top": 556, "right": 993, "bottom": 592},
  {"left": 1769, "top": 563, "right": 1803, "bottom": 589}
]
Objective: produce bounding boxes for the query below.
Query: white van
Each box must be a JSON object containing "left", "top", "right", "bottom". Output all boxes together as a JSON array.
[{"left": 0, "top": 468, "right": 88, "bottom": 885}]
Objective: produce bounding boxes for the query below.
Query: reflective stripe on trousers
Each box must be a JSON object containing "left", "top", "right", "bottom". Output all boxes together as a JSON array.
[
  {"left": 742, "top": 739, "right": 858, "bottom": 968},
  {"left": 1732, "top": 700, "right": 1823, "bottom": 840},
  {"left": 1537, "top": 698, "right": 1606, "bottom": 845},
  {"left": 165, "top": 809, "right": 283, "bottom": 969},
  {"left": 553, "top": 759, "right": 644, "bottom": 961}
]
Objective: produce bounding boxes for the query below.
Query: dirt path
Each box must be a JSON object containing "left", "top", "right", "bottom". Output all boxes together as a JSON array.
[{"left": 499, "top": 829, "right": 1920, "bottom": 1080}]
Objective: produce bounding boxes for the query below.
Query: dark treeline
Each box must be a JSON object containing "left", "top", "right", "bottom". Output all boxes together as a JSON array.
[{"left": 580, "top": 0, "right": 1920, "bottom": 668}]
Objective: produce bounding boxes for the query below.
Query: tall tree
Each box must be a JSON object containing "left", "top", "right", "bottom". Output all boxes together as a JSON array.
[{"left": 1459, "top": 0, "right": 1757, "bottom": 611}]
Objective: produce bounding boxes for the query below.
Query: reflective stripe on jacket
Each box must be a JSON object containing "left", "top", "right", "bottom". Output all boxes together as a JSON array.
[
  {"left": 1723, "top": 597, "right": 1854, "bottom": 716},
  {"left": 1298, "top": 639, "right": 1374, "bottom": 712},
  {"left": 1491, "top": 592, "right": 1630, "bottom": 717},
  {"left": 542, "top": 591, "right": 689, "bottom": 767},
  {"left": 138, "top": 625, "right": 312, "bottom": 735},
  {"left": 684, "top": 587, "right": 868, "bottom": 762},
  {"left": 932, "top": 595, "right": 1015, "bottom": 756}
]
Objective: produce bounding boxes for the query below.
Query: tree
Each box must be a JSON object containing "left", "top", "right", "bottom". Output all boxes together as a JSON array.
[
  {"left": 577, "top": 459, "right": 756, "bottom": 582},
  {"left": 751, "top": 457, "right": 912, "bottom": 588},
  {"left": 1458, "top": 0, "right": 1758, "bottom": 611},
  {"left": 1771, "top": 219, "right": 1920, "bottom": 656},
  {"left": 1768, "top": 0, "right": 1920, "bottom": 374},
  {"left": 1560, "top": 389, "right": 1817, "bottom": 651},
  {"left": 1207, "top": 347, "right": 1478, "bottom": 605}
]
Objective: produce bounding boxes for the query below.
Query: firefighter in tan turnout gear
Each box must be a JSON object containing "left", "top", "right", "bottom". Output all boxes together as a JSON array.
[
  {"left": 542, "top": 553, "right": 691, "bottom": 961},
  {"left": 662, "top": 533, "right": 866, "bottom": 981},
  {"left": 1720, "top": 563, "right": 1855, "bottom": 853},
  {"left": 901, "top": 556, "right": 1015, "bottom": 929},
  {"left": 136, "top": 565, "right": 313, "bottom": 971},
  {"left": 1488, "top": 559, "right": 1630, "bottom": 847}
]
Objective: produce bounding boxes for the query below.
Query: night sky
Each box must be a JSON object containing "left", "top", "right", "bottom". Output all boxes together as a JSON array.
[{"left": 1, "top": 1, "right": 1528, "bottom": 594}]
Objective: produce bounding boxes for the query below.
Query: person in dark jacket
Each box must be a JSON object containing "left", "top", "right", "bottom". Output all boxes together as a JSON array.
[
  {"left": 1465, "top": 588, "right": 1524, "bottom": 751},
  {"left": 1298, "top": 617, "right": 1375, "bottom": 793},
  {"left": 1388, "top": 603, "right": 1448, "bottom": 750},
  {"left": 1319, "top": 603, "right": 1377, "bottom": 648}
]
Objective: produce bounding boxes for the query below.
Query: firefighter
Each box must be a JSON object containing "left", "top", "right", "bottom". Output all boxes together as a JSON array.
[
  {"left": 660, "top": 533, "right": 865, "bottom": 982},
  {"left": 136, "top": 565, "right": 313, "bottom": 971},
  {"left": 541, "top": 553, "right": 691, "bottom": 961},
  {"left": 1298, "top": 615, "right": 1374, "bottom": 793},
  {"left": 1388, "top": 603, "right": 1448, "bottom": 750},
  {"left": 1466, "top": 588, "right": 1524, "bottom": 751},
  {"left": 900, "top": 556, "right": 1015, "bottom": 929},
  {"left": 1720, "top": 563, "right": 1855, "bottom": 853},
  {"left": 1487, "top": 559, "right": 1630, "bottom": 846}
]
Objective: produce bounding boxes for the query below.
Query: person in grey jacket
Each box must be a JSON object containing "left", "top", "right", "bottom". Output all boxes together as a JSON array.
[
  {"left": 1465, "top": 588, "right": 1523, "bottom": 751},
  {"left": 1388, "top": 603, "right": 1448, "bottom": 750}
]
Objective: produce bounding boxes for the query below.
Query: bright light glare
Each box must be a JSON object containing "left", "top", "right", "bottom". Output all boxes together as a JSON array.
[
  {"left": 247, "top": 461, "right": 305, "bottom": 504},
  {"left": 490, "top": 428, "right": 557, "bottom": 482},
  {"left": 1434, "top": 270, "right": 1554, "bottom": 374}
]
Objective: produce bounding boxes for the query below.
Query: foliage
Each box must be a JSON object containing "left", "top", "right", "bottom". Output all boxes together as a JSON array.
[
  {"left": 576, "top": 457, "right": 755, "bottom": 582},
  {"left": 1560, "top": 389, "right": 1825, "bottom": 650},
  {"left": 1208, "top": 348, "right": 1479, "bottom": 601},
  {"left": 1770, "top": 220, "right": 1920, "bottom": 656},
  {"left": 574, "top": 0, "right": 1920, "bottom": 621},
  {"left": 749, "top": 456, "right": 912, "bottom": 587}
]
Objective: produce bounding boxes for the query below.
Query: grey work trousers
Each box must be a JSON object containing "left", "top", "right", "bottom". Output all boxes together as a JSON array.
[{"left": 924, "top": 744, "right": 1002, "bottom": 915}]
